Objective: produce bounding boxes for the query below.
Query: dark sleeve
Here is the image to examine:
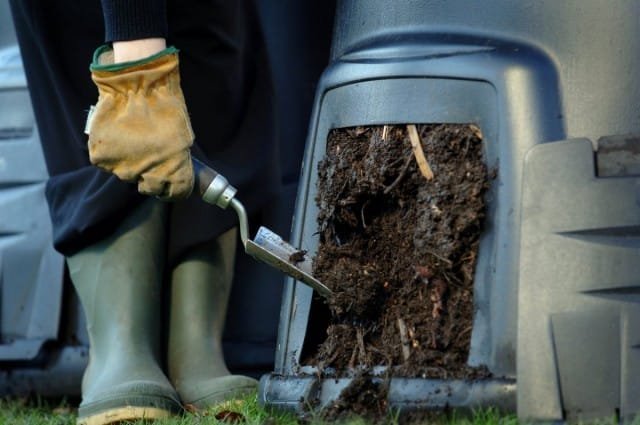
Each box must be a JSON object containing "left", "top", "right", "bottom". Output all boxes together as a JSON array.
[{"left": 101, "top": 0, "right": 167, "bottom": 42}]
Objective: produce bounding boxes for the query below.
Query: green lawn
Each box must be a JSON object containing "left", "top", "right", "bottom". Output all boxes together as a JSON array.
[
  {"left": 0, "top": 394, "right": 519, "bottom": 425},
  {"left": 7, "top": 396, "right": 632, "bottom": 425}
]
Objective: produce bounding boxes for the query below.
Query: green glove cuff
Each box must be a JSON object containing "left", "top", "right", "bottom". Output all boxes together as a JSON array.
[{"left": 90, "top": 45, "right": 179, "bottom": 72}]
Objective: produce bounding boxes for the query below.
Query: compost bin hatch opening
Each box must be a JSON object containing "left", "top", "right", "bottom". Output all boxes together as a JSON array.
[{"left": 302, "top": 123, "right": 492, "bottom": 379}]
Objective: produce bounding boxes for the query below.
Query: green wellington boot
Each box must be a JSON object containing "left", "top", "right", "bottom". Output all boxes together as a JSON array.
[
  {"left": 168, "top": 227, "right": 258, "bottom": 409},
  {"left": 67, "top": 200, "right": 181, "bottom": 425}
]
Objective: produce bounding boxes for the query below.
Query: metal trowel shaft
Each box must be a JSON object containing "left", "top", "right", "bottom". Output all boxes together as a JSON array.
[{"left": 192, "top": 158, "right": 332, "bottom": 298}]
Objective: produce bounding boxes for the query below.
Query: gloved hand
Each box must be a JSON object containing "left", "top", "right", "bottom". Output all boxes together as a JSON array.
[{"left": 86, "top": 45, "right": 194, "bottom": 199}]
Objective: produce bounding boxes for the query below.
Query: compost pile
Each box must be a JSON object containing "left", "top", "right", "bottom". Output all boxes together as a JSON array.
[{"left": 309, "top": 124, "right": 491, "bottom": 412}]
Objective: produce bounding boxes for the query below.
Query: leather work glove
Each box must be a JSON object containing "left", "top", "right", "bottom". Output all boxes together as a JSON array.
[{"left": 86, "top": 45, "right": 194, "bottom": 199}]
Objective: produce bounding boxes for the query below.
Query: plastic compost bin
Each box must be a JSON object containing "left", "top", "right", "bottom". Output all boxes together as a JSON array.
[
  {"left": 0, "top": 1, "right": 84, "bottom": 396},
  {"left": 259, "top": 0, "right": 640, "bottom": 421}
]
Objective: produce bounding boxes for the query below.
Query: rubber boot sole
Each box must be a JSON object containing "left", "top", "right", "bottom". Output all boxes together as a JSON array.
[
  {"left": 182, "top": 375, "right": 257, "bottom": 409},
  {"left": 77, "top": 406, "right": 174, "bottom": 425},
  {"left": 76, "top": 381, "right": 182, "bottom": 425}
]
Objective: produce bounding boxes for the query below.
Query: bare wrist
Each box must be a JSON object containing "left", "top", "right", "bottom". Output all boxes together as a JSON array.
[{"left": 112, "top": 38, "right": 167, "bottom": 63}]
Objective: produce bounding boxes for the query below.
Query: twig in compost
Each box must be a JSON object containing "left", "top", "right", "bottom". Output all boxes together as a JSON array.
[
  {"left": 317, "top": 347, "right": 340, "bottom": 374},
  {"left": 397, "top": 318, "right": 411, "bottom": 362},
  {"left": 382, "top": 125, "right": 390, "bottom": 141},
  {"left": 469, "top": 124, "right": 483, "bottom": 139},
  {"left": 348, "top": 344, "right": 358, "bottom": 369},
  {"left": 459, "top": 325, "right": 473, "bottom": 340},
  {"left": 430, "top": 279, "right": 447, "bottom": 319},
  {"left": 356, "top": 327, "right": 367, "bottom": 365},
  {"left": 407, "top": 124, "right": 434, "bottom": 181},
  {"left": 383, "top": 151, "right": 413, "bottom": 194},
  {"left": 429, "top": 329, "right": 438, "bottom": 349},
  {"left": 360, "top": 200, "right": 370, "bottom": 228},
  {"left": 369, "top": 345, "right": 394, "bottom": 368},
  {"left": 424, "top": 249, "right": 453, "bottom": 266},
  {"left": 425, "top": 366, "right": 448, "bottom": 378}
]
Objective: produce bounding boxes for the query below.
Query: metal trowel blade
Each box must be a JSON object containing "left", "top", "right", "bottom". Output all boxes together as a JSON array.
[{"left": 244, "top": 226, "right": 332, "bottom": 298}]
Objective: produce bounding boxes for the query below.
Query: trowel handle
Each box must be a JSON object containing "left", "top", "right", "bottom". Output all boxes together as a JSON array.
[{"left": 192, "top": 158, "right": 237, "bottom": 209}]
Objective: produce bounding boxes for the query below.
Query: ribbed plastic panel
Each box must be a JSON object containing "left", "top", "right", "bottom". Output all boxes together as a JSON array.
[
  {"left": 0, "top": 43, "right": 64, "bottom": 361},
  {"left": 519, "top": 138, "right": 640, "bottom": 422}
]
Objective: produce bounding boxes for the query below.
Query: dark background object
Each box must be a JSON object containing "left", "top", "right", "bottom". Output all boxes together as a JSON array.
[{"left": 0, "top": 0, "right": 335, "bottom": 396}]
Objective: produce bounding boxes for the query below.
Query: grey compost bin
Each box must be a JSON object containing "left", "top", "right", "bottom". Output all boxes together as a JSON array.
[
  {"left": 259, "top": 0, "right": 640, "bottom": 422},
  {"left": 0, "top": 1, "right": 85, "bottom": 396}
]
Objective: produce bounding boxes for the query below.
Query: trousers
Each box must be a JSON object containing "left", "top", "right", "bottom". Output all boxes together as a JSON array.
[{"left": 9, "top": 0, "right": 281, "bottom": 263}]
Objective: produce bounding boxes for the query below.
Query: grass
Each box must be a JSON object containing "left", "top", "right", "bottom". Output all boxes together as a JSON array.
[
  {"left": 0, "top": 397, "right": 75, "bottom": 425},
  {"left": 0, "top": 393, "right": 520, "bottom": 425},
  {"left": 0, "top": 394, "right": 296, "bottom": 425}
]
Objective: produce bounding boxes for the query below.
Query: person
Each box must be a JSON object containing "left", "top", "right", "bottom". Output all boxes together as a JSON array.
[{"left": 9, "top": 0, "right": 281, "bottom": 423}]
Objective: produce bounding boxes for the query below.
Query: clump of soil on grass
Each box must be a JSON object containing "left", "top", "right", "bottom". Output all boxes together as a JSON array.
[
  {"left": 320, "top": 372, "right": 389, "bottom": 423},
  {"left": 309, "top": 123, "right": 491, "bottom": 384}
]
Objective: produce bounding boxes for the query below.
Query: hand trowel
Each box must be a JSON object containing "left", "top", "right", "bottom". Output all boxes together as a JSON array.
[{"left": 192, "top": 158, "right": 331, "bottom": 298}]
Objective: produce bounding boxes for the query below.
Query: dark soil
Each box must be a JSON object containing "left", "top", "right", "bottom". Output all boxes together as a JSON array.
[
  {"left": 308, "top": 124, "right": 492, "bottom": 419},
  {"left": 319, "top": 372, "right": 389, "bottom": 422}
]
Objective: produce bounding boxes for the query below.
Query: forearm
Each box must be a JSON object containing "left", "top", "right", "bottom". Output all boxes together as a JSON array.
[{"left": 112, "top": 38, "right": 167, "bottom": 62}]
